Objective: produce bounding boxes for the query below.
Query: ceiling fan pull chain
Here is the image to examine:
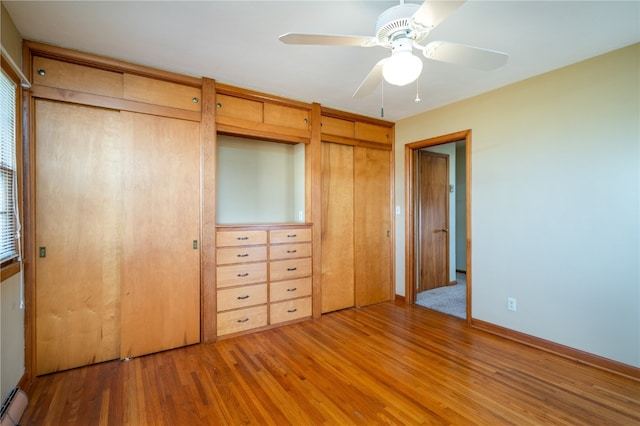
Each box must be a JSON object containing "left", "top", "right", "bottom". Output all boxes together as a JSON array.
[
  {"left": 381, "top": 79, "right": 385, "bottom": 118},
  {"left": 415, "top": 78, "right": 421, "bottom": 103}
]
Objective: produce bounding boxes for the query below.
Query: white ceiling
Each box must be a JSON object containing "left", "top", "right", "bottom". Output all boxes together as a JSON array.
[{"left": 4, "top": 1, "right": 639, "bottom": 121}]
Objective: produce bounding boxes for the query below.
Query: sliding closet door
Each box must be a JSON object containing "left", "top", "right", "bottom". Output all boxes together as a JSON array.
[
  {"left": 120, "top": 112, "right": 200, "bottom": 358},
  {"left": 354, "top": 146, "right": 393, "bottom": 306},
  {"left": 320, "top": 142, "right": 355, "bottom": 313},
  {"left": 35, "top": 100, "right": 122, "bottom": 375}
]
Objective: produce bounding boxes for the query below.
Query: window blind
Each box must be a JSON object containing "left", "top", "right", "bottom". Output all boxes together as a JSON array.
[{"left": 0, "top": 69, "right": 18, "bottom": 263}]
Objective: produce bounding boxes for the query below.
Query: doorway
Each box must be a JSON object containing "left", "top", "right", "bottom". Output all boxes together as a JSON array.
[{"left": 405, "top": 130, "right": 471, "bottom": 323}]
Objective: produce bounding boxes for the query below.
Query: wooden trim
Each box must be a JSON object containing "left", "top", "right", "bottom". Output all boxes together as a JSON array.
[
  {"left": 310, "top": 103, "right": 323, "bottom": 319},
  {"left": 29, "top": 85, "right": 201, "bottom": 122},
  {"left": 216, "top": 122, "right": 310, "bottom": 144},
  {"left": 395, "top": 294, "right": 406, "bottom": 303},
  {"left": 24, "top": 40, "right": 202, "bottom": 87},
  {"left": 22, "top": 68, "right": 37, "bottom": 389},
  {"left": 0, "top": 261, "right": 20, "bottom": 281},
  {"left": 200, "top": 78, "right": 217, "bottom": 343},
  {"left": 320, "top": 133, "right": 392, "bottom": 151},
  {"left": 404, "top": 130, "right": 472, "bottom": 328},
  {"left": 472, "top": 319, "right": 640, "bottom": 381}
]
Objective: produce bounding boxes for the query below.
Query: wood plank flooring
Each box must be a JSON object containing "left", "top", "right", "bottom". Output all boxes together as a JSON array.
[{"left": 21, "top": 301, "right": 640, "bottom": 425}]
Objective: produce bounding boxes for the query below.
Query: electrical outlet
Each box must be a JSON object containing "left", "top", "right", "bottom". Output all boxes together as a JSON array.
[{"left": 507, "top": 297, "right": 517, "bottom": 311}]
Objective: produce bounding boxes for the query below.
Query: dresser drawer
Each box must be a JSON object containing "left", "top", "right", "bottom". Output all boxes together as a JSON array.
[
  {"left": 217, "top": 230, "right": 267, "bottom": 247},
  {"left": 216, "top": 262, "right": 267, "bottom": 288},
  {"left": 269, "top": 243, "right": 311, "bottom": 260},
  {"left": 270, "top": 258, "right": 312, "bottom": 282},
  {"left": 270, "top": 228, "right": 311, "bottom": 244},
  {"left": 217, "top": 305, "right": 267, "bottom": 336},
  {"left": 217, "top": 245, "right": 267, "bottom": 265},
  {"left": 270, "top": 297, "right": 312, "bottom": 325},
  {"left": 217, "top": 284, "right": 267, "bottom": 312},
  {"left": 270, "top": 278, "right": 312, "bottom": 303}
]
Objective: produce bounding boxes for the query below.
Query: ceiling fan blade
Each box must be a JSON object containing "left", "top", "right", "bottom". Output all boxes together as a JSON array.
[
  {"left": 353, "top": 59, "right": 387, "bottom": 99},
  {"left": 424, "top": 41, "right": 509, "bottom": 70},
  {"left": 412, "top": 0, "right": 466, "bottom": 31},
  {"left": 279, "top": 33, "right": 376, "bottom": 47}
]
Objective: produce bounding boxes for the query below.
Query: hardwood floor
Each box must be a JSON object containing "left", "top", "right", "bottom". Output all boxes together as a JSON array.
[{"left": 21, "top": 301, "right": 639, "bottom": 425}]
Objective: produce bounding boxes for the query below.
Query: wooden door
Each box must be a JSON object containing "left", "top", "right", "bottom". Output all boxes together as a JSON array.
[
  {"left": 35, "top": 100, "right": 121, "bottom": 375},
  {"left": 120, "top": 112, "right": 200, "bottom": 358},
  {"left": 354, "top": 147, "right": 392, "bottom": 306},
  {"left": 417, "top": 151, "right": 449, "bottom": 293},
  {"left": 320, "top": 142, "right": 355, "bottom": 313}
]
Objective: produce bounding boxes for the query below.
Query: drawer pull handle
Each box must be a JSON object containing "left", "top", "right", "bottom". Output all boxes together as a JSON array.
[
  {"left": 237, "top": 253, "right": 249, "bottom": 257},
  {"left": 237, "top": 295, "right": 250, "bottom": 300},
  {"left": 237, "top": 318, "right": 249, "bottom": 323},
  {"left": 286, "top": 287, "right": 297, "bottom": 292},
  {"left": 287, "top": 267, "right": 297, "bottom": 271},
  {"left": 237, "top": 236, "right": 249, "bottom": 240},
  {"left": 237, "top": 273, "right": 249, "bottom": 277},
  {"left": 287, "top": 308, "right": 298, "bottom": 313},
  {"left": 287, "top": 234, "right": 297, "bottom": 238},
  {"left": 37, "top": 69, "right": 46, "bottom": 76},
  {"left": 286, "top": 250, "right": 297, "bottom": 254}
]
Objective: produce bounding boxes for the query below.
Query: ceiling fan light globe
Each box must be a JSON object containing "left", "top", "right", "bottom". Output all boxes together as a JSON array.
[{"left": 382, "top": 52, "right": 423, "bottom": 86}]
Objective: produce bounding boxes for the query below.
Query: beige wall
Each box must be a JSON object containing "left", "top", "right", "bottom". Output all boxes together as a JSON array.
[
  {"left": 395, "top": 43, "right": 640, "bottom": 367},
  {"left": 0, "top": 1, "right": 25, "bottom": 396}
]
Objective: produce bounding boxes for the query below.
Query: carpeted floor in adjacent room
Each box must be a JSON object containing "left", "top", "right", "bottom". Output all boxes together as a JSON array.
[{"left": 415, "top": 272, "right": 466, "bottom": 319}]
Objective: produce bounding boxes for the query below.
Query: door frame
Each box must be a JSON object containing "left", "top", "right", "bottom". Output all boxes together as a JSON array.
[{"left": 404, "top": 129, "right": 472, "bottom": 324}]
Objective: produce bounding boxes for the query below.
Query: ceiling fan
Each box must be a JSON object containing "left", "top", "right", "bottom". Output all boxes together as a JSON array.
[{"left": 279, "top": 0, "right": 508, "bottom": 99}]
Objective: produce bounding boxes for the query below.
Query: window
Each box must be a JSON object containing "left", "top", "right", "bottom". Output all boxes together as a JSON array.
[{"left": 0, "top": 68, "right": 18, "bottom": 266}]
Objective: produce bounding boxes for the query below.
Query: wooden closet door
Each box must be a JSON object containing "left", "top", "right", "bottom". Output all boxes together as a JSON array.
[
  {"left": 35, "top": 100, "right": 122, "bottom": 375},
  {"left": 120, "top": 112, "right": 200, "bottom": 358},
  {"left": 320, "top": 142, "right": 355, "bottom": 313},
  {"left": 354, "top": 147, "right": 393, "bottom": 306}
]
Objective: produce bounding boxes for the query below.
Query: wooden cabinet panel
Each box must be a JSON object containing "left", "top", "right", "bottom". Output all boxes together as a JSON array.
[
  {"left": 270, "top": 278, "right": 312, "bottom": 303},
  {"left": 216, "top": 262, "right": 268, "bottom": 288},
  {"left": 120, "top": 112, "right": 201, "bottom": 359},
  {"left": 355, "top": 122, "right": 390, "bottom": 145},
  {"left": 217, "top": 306, "right": 268, "bottom": 336},
  {"left": 216, "top": 230, "right": 267, "bottom": 247},
  {"left": 270, "top": 228, "right": 312, "bottom": 244},
  {"left": 321, "top": 116, "right": 354, "bottom": 138},
  {"left": 270, "top": 258, "right": 312, "bottom": 282},
  {"left": 270, "top": 297, "right": 312, "bottom": 324},
  {"left": 33, "top": 56, "right": 123, "bottom": 98},
  {"left": 354, "top": 147, "right": 393, "bottom": 306},
  {"left": 216, "top": 245, "right": 267, "bottom": 265},
  {"left": 123, "top": 74, "right": 201, "bottom": 112},
  {"left": 263, "top": 103, "right": 309, "bottom": 130},
  {"left": 321, "top": 142, "right": 355, "bottom": 313},
  {"left": 35, "top": 100, "right": 122, "bottom": 375},
  {"left": 269, "top": 243, "right": 311, "bottom": 260},
  {"left": 217, "top": 284, "right": 268, "bottom": 312},
  {"left": 215, "top": 93, "right": 263, "bottom": 122}
]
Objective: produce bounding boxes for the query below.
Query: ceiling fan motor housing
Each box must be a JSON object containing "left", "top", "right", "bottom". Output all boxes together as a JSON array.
[{"left": 375, "top": 3, "right": 425, "bottom": 46}]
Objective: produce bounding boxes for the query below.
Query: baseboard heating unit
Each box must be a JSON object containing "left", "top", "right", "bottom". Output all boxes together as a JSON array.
[{"left": 0, "top": 387, "right": 28, "bottom": 426}]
